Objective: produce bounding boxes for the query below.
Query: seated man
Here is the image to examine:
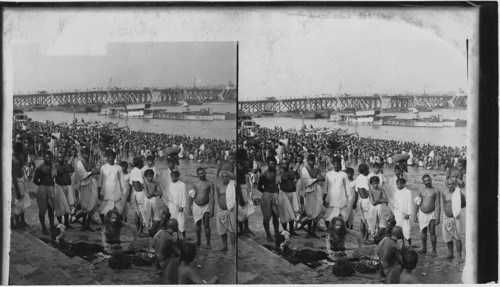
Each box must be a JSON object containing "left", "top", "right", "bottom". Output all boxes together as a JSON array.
[
  {"left": 399, "top": 248, "right": 419, "bottom": 284},
  {"left": 152, "top": 218, "right": 179, "bottom": 270},
  {"left": 177, "top": 240, "right": 219, "bottom": 284},
  {"left": 375, "top": 226, "right": 403, "bottom": 284}
]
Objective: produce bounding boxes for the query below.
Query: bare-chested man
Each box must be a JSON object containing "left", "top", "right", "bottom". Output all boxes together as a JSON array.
[
  {"left": 257, "top": 157, "right": 280, "bottom": 242},
  {"left": 441, "top": 178, "right": 465, "bottom": 262},
  {"left": 217, "top": 153, "right": 235, "bottom": 178},
  {"left": 188, "top": 167, "right": 215, "bottom": 248},
  {"left": 215, "top": 171, "right": 236, "bottom": 251},
  {"left": 446, "top": 159, "right": 465, "bottom": 189},
  {"left": 413, "top": 174, "right": 440, "bottom": 255},
  {"left": 375, "top": 225, "right": 404, "bottom": 283}
]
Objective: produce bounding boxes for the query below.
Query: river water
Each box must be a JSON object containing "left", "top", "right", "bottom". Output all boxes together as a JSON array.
[
  {"left": 25, "top": 103, "right": 236, "bottom": 141},
  {"left": 253, "top": 108, "right": 468, "bottom": 148}
]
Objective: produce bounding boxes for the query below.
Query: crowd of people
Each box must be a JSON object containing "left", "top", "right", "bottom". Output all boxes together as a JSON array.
[
  {"left": 237, "top": 125, "right": 466, "bottom": 284},
  {"left": 11, "top": 118, "right": 237, "bottom": 284}
]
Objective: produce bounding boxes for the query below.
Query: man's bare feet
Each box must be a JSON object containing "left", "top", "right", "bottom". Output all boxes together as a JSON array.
[
  {"left": 206, "top": 243, "right": 212, "bottom": 249},
  {"left": 418, "top": 249, "right": 427, "bottom": 254},
  {"left": 42, "top": 228, "right": 50, "bottom": 235},
  {"left": 267, "top": 235, "right": 275, "bottom": 242},
  {"left": 220, "top": 246, "right": 228, "bottom": 252},
  {"left": 445, "top": 254, "right": 454, "bottom": 260},
  {"left": 195, "top": 241, "right": 202, "bottom": 246}
]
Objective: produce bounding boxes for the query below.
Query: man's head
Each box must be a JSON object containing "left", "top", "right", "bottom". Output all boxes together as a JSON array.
[
  {"left": 267, "top": 157, "right": 277, "bottom": 172},
  {"left": 146, "top": 156, "right": 155, "bottom": 167},
  {"left": 358, "top": 163, "right": 369, "bottom": 176},
  {"left": 179, "top": 240, "right": 197, "bottom": 263},
  {"left": 369, "top": 176, "right": 380, "bottom": 190},
  {"left": 13, "top": 141, "right": 24, "bottom": 154},
  {"left": 446, "top": 178, "right": 456, "bottom": 192},
  {"left": 391, "top": 225, "right": 403, "bottom": 240},
  {"left": 396, "top": 177, "right": 406, "bottom": 190},
  {"left": 281, "top": 158, "right": 290, "bottom": 171},
  {"left": 105, "top": 209, "right": 122, "bottom": 229},
  {"left": 167, "top": 218, "right": 179, "bottom": 232},
  {"left": 307, "top": 154, "right": 316, "bottom": 168},
  {"left": 133, "top": 157, "right": 144, "bottom": 169},
  {"left": 196, "top": 167, "right": 206, "bottom": 180},
  {"left": 144, "top": 169, "right": 155, "bottom": 182},
  {"left": 167, "top": 158, "right": 176, "bottom": 170},
  {"left": 402, "top": 248, "right": 419, "bottom": 271},
  {"left": 422, "top": 174, "right": 432, "bottom": 188},
  {"left": 332, "top": 156, "right": 342, "bottom": 172},
  {"left": 220, "top": 170, "right": 232, "bottom": 184},
  {"left": 394, "top": 165, "right": 403, "bottom": 178},
  {"left": 119, "top": 161, "right": 128, "bottom": 173},
  {"left": 373, "top": 162, "right": 381, "bottom": 174},
  {"left": 44, "top": 151, "right": 53, "bottom": 165},
  {"left": 345, "top": 167, "right": 354, "bottom": 180},
  {"left": 160, "top": 209, "right": 172, "bottom": 228},
  {"left": 171, "top": 170, "right": 180, "bottom": 183},
  {"left": 107, "top": 151, "right": 116, "bottom": 165}
]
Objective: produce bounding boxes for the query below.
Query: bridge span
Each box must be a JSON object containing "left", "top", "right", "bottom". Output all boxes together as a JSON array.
[
  {"left": 238, "top": 94, "right": 467, "bottom": 114},
  {"left": 13, "top": 86, "right": 236, "bottom": 107}
]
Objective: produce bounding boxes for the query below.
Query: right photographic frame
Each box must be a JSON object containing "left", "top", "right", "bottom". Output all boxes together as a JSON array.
[{"left": 236, "top": 4, "right": 496, "bottom": 284}]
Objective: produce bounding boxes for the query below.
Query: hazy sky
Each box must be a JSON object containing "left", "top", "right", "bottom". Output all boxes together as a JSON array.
[
  {"left": 13, "top": 42, "right": 236, "bottom": 93},
  {"left": 4, "top": 7, "right": 477, "bottom": 98}
]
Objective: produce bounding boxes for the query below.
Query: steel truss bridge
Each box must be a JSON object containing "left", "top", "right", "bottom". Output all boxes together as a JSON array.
[
  {"left": 239, "top": 94, "right": 467, "bottom": 114},
  {"left": 13, "top": 87, "right": 237, "bottom": 107}
]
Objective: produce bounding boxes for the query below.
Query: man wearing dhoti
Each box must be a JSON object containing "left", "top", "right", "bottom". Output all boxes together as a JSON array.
[
  {"left": 168, "top": 170, "right": 187, "bottom": 238},
  {"left": 54, "top": 151, "right": 74, "bottom": 229},
  {"left": 11, "top": 142, "right": 31, "bottom": 229},
  {"left": 297, "top": 154, "right": 324, "bottom": 239},
  {"left": 76, "top": 148, "right": 100, "bottom": 231},
  {"left": 413, "top": 174, "right": 440, "bottom": 254},
  {"left": 236, "top": 148, "right": 255, "bottom": 236},
  {"left": 98, "top": 151, "right": 125, "bottom": 222},
  {"left": 323, "top": 156, "right": 350, "bottom": 227},
  {"left": 216, "top": 171, "right": 237, "bottom": 251},
  {"left": 394, "top": 178, "right": 413, "bottom": 246}
]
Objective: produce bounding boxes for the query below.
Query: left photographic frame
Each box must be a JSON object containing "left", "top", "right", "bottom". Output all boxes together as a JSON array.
[{"left": 4, "top": 8, "right": 237, "bottom": 285}]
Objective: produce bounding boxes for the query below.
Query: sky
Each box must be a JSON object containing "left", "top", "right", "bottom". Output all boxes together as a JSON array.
[
  {"left": 4, "top": 7, "right": 477, "bottom": 98},
  {"left": 13, "top": 42, "right": 237, "bottom": 94}
]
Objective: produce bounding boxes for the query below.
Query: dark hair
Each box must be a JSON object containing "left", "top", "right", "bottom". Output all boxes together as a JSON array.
[
  {"left": 119, "top": 161, "right": 128, "bottom": 169},
  {"left": 402, "top": 248, "right": 418, "bottom": 270},
  {"left": 394, "top": 165, "right": 403, "bottom": 172},
  {"left": 369, "top": 176, "right": 380, "bottom": 184},
  {"left": 133, "top": 157, "right": 143, "bottom": 168},
  {"left": 104, "top": 209, "right": 123, "bottom": 240},
  {"left": 307, "top": 153, "right": 316, "bottom": 161},
  {"left": 171, "top": 170, "right": 180, "bottom": 177},
  {"left": 373, "top": 162, "right": 381, "bottom": 168},
  {"left": 196, "top": 167, "right": 205, "bottom": 173},
  {"left": 396, "top": 177, "right": 407, "bottom": 185},
  {"left": 267, "top": 156, "right": 277, "bottom": 164},
  {"left": 13, "top": 141, "right": 23, "bottom": 153},
  {"left": 144, "top": 169, "right": 155, "bottom": 178},
  {"left": 332, "top": 156, "right": 341, "bottom": 164},
  {"left": 422, "top": 174, "right": 431, "bottom": 180},
  {"left": 179, "top": 240, "right": 197, "bottom": 263},
  {"left": 358, "top": 163, "right": 369, "bottom": 175},
  {"left": 146, "top": 155, "right": 155, "bottom": 161},
  {"left": 328, "top": 217, "right": 347, "bottom": 246},
  {"left": 345, "top": 167, "right": 354, "bottom": 174},
  {"left": 107, "top": 150, "right": 116, "bottom": 157},
  {"left": 44, "top": 151, "right": 53, "bottom": 157}
]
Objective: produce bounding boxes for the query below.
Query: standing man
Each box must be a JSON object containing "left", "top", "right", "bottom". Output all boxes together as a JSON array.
[
  {"left": 98, "top": 151, "right": 125, "bottom": 223},
  {"left": 394, "top": 178, "right": 413, "bottom": 246},
  {"left": 75, "top": 148, "right": 100, "bottom": 231},
  {"left": 298, "top": 154, "right": 324, "bottom": 239},
  {"left": 12, "top": 142, "right": 31, "bottom": 229},
  {"left": 354, "top": 163, "right": 371, "bottom": 243},
  {"left": 323, "top": 156, "right": 350, "bottom": 228},
  {"left": 278, "top": 158, "right": 299, "bottom": 236},
  {"left": 54, "top": 151, "right": 74, "bottom": 229},
  {"left": 441, "top": 178, "right": 465, "bottom": 262},
  {"left": 257, "top": 157, "right": 280, "bottom": 242},
  {"left": 188, "top": 167, "right": 215, "bottom": 248},
  {"left": 33, "top": 151, "right": 56, "bottom": 237},
  {"left": 215, "top": 170, "right": 237, "bottom": 251},
  {"left": 413, "top": 174, "right": 440, "bottom": 255}
]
